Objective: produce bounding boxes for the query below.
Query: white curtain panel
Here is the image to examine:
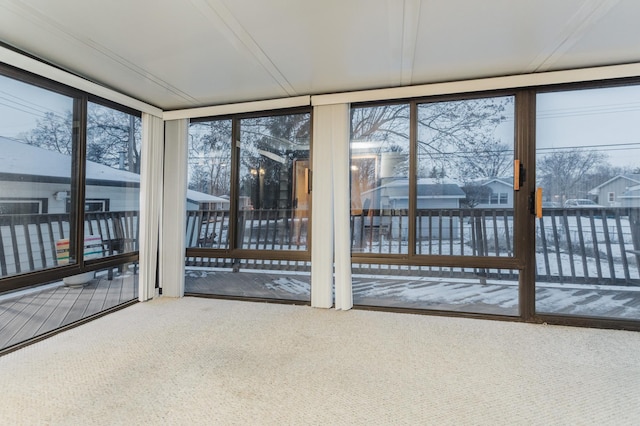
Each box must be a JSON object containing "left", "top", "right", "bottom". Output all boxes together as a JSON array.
[
  {"left": 139, "top": 113, "right": 164, "bottom": 301},
  {"left": 311, "top": 104, "right": 352, "bottom": 310},
  {"left": 160, "top": 119, "right": 189, "bottom": 298}
]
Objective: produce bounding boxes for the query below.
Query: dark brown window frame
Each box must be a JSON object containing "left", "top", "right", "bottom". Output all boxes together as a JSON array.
[
  {"left": 186, "top": 106, "right": 313, "bottom": 264},
  {"left": 0, "top": 64, "right": 141, "bottom": 294},
  {"left": 350, "top": 82, "right": 640, "bottom": 331}
]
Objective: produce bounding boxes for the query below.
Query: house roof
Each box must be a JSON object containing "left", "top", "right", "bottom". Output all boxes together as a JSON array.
[
  {"left": 186, "top": 190, "right": 229, "bottom": 204},
  {"left": 620, "top": 184, "right": 640, "bottom": 199},
  {"left": 363, "top": 178, "right": 466, "bottom": 199},
  {"left": 479, "top": 177, "right": 513, "bottom": 188},
  {"left": 588, "top": 174, "right": 640, "bottom": 194},
  {"left": 1, "top": 136, "right": 139, "bottom": 185},
  {"left": 0, "top": 137, "right": 228, "bottom": 204}
]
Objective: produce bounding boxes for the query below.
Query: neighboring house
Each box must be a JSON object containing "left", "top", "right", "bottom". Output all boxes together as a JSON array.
[
  {"left": 186, "top": 190, "right": 229, "bottom": 211},
  {"left": 619, "top": 184, "right": 640, "bottom": 208},
  {"left": 358, "top": 178, "right": 466, "bottom": 240},
  {"left": 471, "top": 177, "right": 514, "bottom": 209},
  {"left": 588, "top": 174, "right": 640, "bottom": 207},
  {"left": 0, "top": 137, "right": 227, "bottom": 214},
  {"left": 360, "top": 178, "right": 466, "bottom": 211}
]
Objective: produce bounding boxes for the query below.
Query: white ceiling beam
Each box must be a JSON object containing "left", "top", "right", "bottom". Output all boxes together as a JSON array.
[
  {"left": 189, "top": 0, "right": 297, "bottom": 97},
  {"left": 527, "top": 0, "right": 621, "bottom": 72},
  {"left": 400, "top": 0, "right": 421, "bottom": 86},
  {"left": 0, "top": 45, "right": 163, "bottom": 117},
  {"left": 163, "top": 95, "right": 310, "bottom": 121},
  {"left": 311, "top": 62, "right": 640, "bottom": 106},
  {"left": 0, "top": 1, "right": 198, "bottom": 108}
]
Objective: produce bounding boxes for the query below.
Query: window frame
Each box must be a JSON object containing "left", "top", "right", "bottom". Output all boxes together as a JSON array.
[
  {"left": 350, "top": 90, "right": 521, "bottom": 271},
  {"left": 186, "top": 106, "right": 313, "bottom": 263},
  {"left": 0, "top": 63, "right": 141, "bottom": 293}
]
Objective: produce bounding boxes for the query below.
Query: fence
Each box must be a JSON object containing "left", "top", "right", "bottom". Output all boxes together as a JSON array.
[{"left": 0, "top": 211, "right": 138, "bottom": 278}]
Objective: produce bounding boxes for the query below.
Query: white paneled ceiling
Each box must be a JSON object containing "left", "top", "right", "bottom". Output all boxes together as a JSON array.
[{"left": 0, "top": 0, "right": 638, "bottom": 110}]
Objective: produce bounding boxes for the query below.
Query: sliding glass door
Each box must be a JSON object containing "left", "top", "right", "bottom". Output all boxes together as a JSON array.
[
  {"left": 350, "top": 95, "right": 521, "bottom": 316},
  {"left": 535, "top": 85, "right": 640, "bottom": 320},
  {"left": 185, "top": 109, "right": 312, "bottom": 302}
]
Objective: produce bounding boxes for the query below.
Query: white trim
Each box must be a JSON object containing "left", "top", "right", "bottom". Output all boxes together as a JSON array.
[
  {"left": 311, "top": 62, "right": 640, "bottom": 106},
  {"left": 0, "top": 46, "right": 163, "bottom": 118},
  {"left": 163, "top": 96, "right": 311, "bottom": 121}
]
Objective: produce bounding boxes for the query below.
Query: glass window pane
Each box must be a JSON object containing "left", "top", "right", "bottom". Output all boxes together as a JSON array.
[
  {"left": 0, "top": 262, "right": 138, "bottom": 351},
  {"left": 536, "top": 86, "right": 640, "bottom": 320},
  {"left": 416, "top": 96, "right": 515, "bottom": 257},
  {"left": 352, "top": 263, "right": 519, "bottom": 316},
  {"left": 350, "top": 104, "right": 410, "bottom": 254},
  {"left": 0, "top": 74, "right": 76, "bottom": 277},
  {"left": 186, "top": 119, "right": 232, "bottom": 249},
  {"left": 85, "top": 102, "right": 141, "bottom": 262},
  {"left": 237, "top": 113, "right": 310, "bottom": 251},
  {"left": 185, "top": 260, "right": 310, "bottom": 302}
]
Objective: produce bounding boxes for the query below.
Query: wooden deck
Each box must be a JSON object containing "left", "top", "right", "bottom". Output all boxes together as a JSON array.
[
  {"left": 0, "top": 273, "right": 138, "bottom": 352},
  {"left": 185, "top": 268, "right": 640, "bottom": 319},
  {"left": 4, "top": 267, "right": 640, "bottom": 353}
]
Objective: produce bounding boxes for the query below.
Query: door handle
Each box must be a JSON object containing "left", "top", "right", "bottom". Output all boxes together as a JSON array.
[
  {"left": 535, "top": 187, "right": 543, "bottom": 218},
  {"left": 514, "top": 160, "right": 524, "bottom": 190}
]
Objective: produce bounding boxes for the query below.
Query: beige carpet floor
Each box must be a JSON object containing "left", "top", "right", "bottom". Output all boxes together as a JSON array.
[{"left": 1, "top": 297, "right": 639, "bottom": 425}]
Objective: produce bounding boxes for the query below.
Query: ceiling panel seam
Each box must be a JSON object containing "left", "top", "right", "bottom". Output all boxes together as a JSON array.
[
  {"left": 0, "top": 2, "right": 199, "bottom": 105},
  {"left": 189, "top": 0, "right": 297, "bottom": 97},
  {"left": 400, "top": 0, "right": 421, "bottom": 86},
  {"left": 527, "top": 0, "right": 620, "bottom": 72}
]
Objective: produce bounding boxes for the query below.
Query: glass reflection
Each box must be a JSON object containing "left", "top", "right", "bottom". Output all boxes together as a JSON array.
[
  {"left": 0, "top": 74, "right": 76, "bottom": 277},
  {"left": 237, "top": 113, "right": 311, "bottom": 251}
]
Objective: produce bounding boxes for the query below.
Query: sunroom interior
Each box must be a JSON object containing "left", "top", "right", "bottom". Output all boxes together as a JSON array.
[{"left": 3, "top": 0, "right": 640, "bottom": 353}]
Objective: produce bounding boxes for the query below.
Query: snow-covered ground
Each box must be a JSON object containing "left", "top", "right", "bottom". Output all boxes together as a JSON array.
[{"left": 185, "top": 267, "right": 640, "bottom": 320}]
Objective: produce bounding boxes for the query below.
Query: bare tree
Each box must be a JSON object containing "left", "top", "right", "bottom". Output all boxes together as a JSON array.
[
  {"left": 188, "top": 120, "right": 233, "bottom": 197},
  {"left": 21, "top": 104, "right": 141, "bottom": 172},
  {"left": 87, "top": 104, "right": 141, "bottom": 173},
  {"left": 537, "top": 149, "right": 606, "bottom": 201},
  {"left": 23, "top": 111, "right": 73, "bottom": 155},
  {"left": 416, "top": 97, "right": 513, "bottom": 181},
  {"left": 349, "top": 97, "right": 513, "bottom": 184}
]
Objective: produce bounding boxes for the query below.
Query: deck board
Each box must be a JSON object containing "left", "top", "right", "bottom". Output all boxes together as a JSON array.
[
  {"left": 4, "top": 267, "right": 640, "bottom": 353},
  {"left": 6, "top": 289, "right": 67, "bottom": 347},
  {"left": 0, "top": 274, "right": 138, "bottom": 352},
  {"left": 38, "top": 288, "right": 82, "bottom": 333}
]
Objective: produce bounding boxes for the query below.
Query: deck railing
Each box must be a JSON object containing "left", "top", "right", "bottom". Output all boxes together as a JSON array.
[
  {"left": 0, "top": 211, "right": 138, "bottom": 278},
  {"left": 2, "top": 207, "right": 638, "bottom": 285},
  {"left": 185, "top": 207, "right": 640, "bottom": 284},
  {"left": 185, "top": 209, "right": 308, "bottom": 251},
  {"left": 184, "top": 209, "right": 310, "bottom": 271}
]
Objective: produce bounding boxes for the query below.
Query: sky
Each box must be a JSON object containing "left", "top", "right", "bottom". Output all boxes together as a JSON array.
[
  {"left": 536, "top": 84, "right": 640, "bottom": 169},
  {"left": 0, "top": 74, "right": 73, "bottom": 139}
]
